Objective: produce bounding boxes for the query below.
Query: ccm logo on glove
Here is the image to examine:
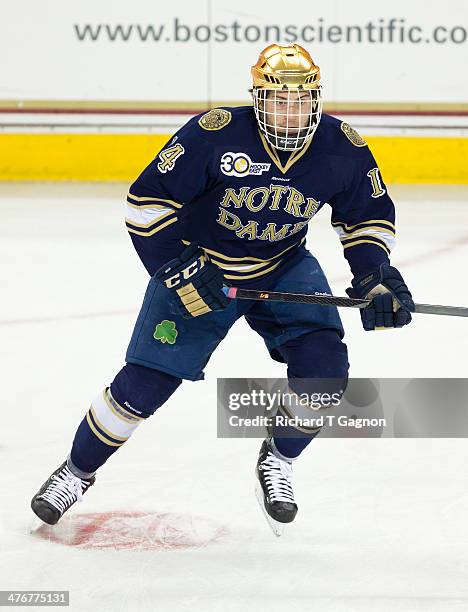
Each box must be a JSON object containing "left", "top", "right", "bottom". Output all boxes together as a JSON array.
[
  {"left": 162, "top": 252, "right": 208, "bottom": 289},
  {"left": 155, "top": 244, "right": 230, "bottom": 318}
]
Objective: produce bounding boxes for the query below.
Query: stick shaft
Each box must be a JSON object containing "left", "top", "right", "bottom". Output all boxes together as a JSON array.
[
  {"left": 226, "top": 287, "right": 368, "bottom": 308},
  {"left": 413, "top": 303, "right": 468, "bottom": 317},
  {"left": 224, "top": 287, "right": 468, "bottom": 318}
]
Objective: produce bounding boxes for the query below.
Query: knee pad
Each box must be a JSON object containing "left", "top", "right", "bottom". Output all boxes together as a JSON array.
[
  {"left": 110, "top": 363, "right": 182, "bottom": 418},
  {"left": 279, "top": 329, "right": 349, "bottom": 382},
  {"left": 276, "top": 330, "right": 349, "bottom": 433}
]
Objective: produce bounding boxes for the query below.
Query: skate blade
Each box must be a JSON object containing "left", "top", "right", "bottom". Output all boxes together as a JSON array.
[
  {"left": 28, "top": 514, "right": 48, "bottom": 534},
  {"left": 254, "top": 479, "right": 285, "bottom": 538}
]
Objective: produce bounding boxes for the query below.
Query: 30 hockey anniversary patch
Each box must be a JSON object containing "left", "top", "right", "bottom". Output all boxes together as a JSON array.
[{"left": 220, "top": 152, "right": 271, "bottom": 177}]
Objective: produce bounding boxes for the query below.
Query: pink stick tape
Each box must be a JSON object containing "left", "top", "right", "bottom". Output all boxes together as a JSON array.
[{"left": 224, "top": 287, "right": 237, "bottom": 299}]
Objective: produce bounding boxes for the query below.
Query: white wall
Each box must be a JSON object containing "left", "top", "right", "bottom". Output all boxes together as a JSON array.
[{"left": 2, "top": 0, "right": 467, "bottom": 103}]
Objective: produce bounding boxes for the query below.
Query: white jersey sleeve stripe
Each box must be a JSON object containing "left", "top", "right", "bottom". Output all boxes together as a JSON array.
[{"left": 125, "top": 203, "right": 175, "bottom": 227}]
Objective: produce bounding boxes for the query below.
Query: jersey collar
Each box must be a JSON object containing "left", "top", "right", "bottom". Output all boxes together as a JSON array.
[{"left": 257, "top": 129, "right": 314, "bottom": 175}]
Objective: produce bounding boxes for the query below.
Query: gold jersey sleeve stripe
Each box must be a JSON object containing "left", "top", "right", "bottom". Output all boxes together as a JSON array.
[
  {"left": 337, "top": 225, "right": 396, "bottom": 239},
  {"left": 126, "top": 217, "right": 178, "bottom": 237},
  {"left": 126, "top": 201, "right": 178, "bottom": 211},
  {"left": 332, "top": 219, "right": 395, "bottom": 231},
  {"left": 342, "top": 239, "right": 390, "bottom": 255},
  {"left": 341, "top": 233, "right": 391, "bottom": 248},
  {"left": 127, "top": 192, "right": 183, "bottom": 209}
]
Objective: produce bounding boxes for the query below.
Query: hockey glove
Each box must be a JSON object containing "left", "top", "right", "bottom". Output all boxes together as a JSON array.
[
  {"left": 346, "top": 263, "right": 414, "bottom": 331},
  {"left": 154, "top": 244, "right": 230, "bottom": 318}
]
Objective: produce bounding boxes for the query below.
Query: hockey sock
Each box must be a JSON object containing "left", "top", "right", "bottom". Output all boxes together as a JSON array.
[
  {"left": 272, "top": 426, "right": 319, "bottom": 460},
  {"left": 69, "top": 388, "right": 146, "bottom": 474}
]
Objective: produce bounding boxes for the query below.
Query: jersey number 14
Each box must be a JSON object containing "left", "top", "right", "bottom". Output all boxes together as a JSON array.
[{"left": 157, "top": 143, "right": 185, "bottom": 174}]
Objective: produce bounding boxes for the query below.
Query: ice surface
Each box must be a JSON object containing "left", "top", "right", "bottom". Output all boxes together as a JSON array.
[{"left": 1, "top": 183, "right": 468, "bottom": 611}]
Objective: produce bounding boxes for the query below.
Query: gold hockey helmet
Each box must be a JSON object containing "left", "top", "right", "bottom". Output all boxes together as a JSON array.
[
  {"left": 251, "top": 44, "right": 323, "bottom": 151},
  {"left": 251, "top": 43, "right": 321, "bottom": 90}
]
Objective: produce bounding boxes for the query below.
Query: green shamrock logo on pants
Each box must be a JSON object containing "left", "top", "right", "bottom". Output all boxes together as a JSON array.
[{"left": 153, "top": 320, "right": 178, "bottom": 344}]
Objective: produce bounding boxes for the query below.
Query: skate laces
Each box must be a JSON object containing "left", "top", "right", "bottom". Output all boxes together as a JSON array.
[
  {"left": 260, "top": 451, "right": 295, "bottom": 504},
  {"left": 40, "top": 465, "right": 88, "bottom": 512}
]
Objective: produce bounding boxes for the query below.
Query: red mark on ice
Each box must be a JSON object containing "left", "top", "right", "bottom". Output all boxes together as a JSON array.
[{"left": 32, "top": 511, "right": 228, "bottom": 551}]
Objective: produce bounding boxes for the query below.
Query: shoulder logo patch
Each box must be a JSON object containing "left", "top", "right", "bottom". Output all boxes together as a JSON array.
[
  {"left": 199, "top": 108, "right": 232, "bottom": 131},
  {"left": 341, "top": 122, "right": 367, "bottom": 147}
]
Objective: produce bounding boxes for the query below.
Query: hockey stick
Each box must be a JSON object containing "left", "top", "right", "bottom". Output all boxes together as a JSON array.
[{"left": 223, "top": 287, "right": 468, "bottom": 318}]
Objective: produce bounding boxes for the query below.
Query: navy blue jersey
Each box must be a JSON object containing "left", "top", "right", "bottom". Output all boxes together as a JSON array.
[{"left": 126, "top": 106, "right": 395, "bottom": 282}]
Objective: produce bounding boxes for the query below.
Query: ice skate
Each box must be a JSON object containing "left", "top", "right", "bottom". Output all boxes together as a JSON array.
[
  {"left": 255, "top": 439, "right": 297, "bottom": 537},
  {"left": 31, "top": 461, "right": 95, "bottom": 525}
]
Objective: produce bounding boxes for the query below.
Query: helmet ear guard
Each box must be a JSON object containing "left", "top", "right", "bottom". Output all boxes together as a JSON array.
[{"left": 251, "top": 44, "right": 323, "bottom": 151}]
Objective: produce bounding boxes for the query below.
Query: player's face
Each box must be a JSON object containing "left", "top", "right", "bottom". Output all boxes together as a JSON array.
[
  {"left": 264, "top": 90, "right": 312, "bottom": 136},
  {"left": 253, "top": 86, "right": 322, "bottom": 151}
]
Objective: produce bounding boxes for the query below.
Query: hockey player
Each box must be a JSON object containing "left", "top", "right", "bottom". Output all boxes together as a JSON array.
[{"left": 31, "top": 44, "right": 414, "bottom": 534}]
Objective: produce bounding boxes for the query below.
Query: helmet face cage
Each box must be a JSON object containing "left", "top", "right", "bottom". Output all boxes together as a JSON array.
[{"left": 253, "top": 87, "right": 323, "bottom": 151}]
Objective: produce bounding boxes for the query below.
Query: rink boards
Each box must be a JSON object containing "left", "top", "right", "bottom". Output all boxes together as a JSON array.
[{"left": 0, "top": 103, "right": 467, "bottom": 183}]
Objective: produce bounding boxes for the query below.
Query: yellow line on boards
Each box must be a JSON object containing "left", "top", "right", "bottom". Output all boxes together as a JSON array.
[
  {"left": 366, "top": 136, "right": 468, "bottom": 184},
  {"left": 0, "top": 134, "right": 171, "bottom": 181},
  {"left": 0, "top": 133, "right": 466, "bottom": 183}
]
